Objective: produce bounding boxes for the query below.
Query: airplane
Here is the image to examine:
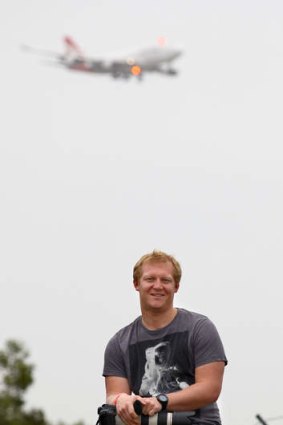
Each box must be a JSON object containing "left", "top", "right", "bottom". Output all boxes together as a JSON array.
[{"left": 22, "top": 36, "right": 183, "bottom": 80}]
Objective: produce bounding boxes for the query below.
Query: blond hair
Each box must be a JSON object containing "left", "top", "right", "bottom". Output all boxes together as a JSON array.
[{"left": 133, "top": 250, "right": 182, "bottom": 284}]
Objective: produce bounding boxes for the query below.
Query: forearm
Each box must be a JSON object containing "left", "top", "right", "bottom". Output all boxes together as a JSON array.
[
  {"left": 106, "top": 392, "right": 131, "bottom": 405},
  {"left": 167, "top": 382, "right": 221, "bottom": 411},
  {"left": 165, "top": 361, "right": 225, "bottom": 411},
  {"left": 105, "top": 376, "right": 131, "bottom": 404}
]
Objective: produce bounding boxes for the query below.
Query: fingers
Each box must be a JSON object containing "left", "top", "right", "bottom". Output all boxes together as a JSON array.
[
  {"left": 116, "top": 395, "right": 161, "bottom": 424},
  {"left": 116, "top": 394, "right": 140, "bottom": 425},
  {"left": 136, "top": 396, "right": 161, "bottom": 416}
]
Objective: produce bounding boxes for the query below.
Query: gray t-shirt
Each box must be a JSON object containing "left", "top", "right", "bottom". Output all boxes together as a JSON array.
[{"left": 103, "top": 308, "right": 227, "bottom": 425}]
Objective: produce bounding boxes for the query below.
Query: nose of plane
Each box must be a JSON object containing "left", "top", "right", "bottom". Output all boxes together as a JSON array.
[
  {"left": 174, "top": 49, "right": 183, "bottom": 59},
  {"left": 167, "top": 48, "right": 183, "bottom": 61}
]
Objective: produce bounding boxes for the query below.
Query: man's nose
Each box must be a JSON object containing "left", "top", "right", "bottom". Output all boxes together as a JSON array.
[{"left": 153, "top": 279, "right": 163, "bottom": 288}]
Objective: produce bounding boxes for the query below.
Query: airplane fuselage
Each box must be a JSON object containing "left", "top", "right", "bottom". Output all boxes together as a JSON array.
[{"left": 23, "top": 36, "right": 183, "bottom": 79}]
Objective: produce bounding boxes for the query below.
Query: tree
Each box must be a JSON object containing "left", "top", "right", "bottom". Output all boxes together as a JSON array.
[
  {"left": 0, "top": 339, "right": 85, "bottom": 425},
  {"left": 0, "top": 339, "right": 41, "bottom": 425}
]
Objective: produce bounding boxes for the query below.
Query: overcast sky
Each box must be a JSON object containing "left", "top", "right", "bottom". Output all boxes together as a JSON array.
[{"left": 0, "top": 1, "right": 283, "bottom": 425}]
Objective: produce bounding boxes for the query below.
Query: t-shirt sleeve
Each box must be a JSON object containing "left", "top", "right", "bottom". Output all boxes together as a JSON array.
[
  {"left": 192, "top": 317, "right": 228, "bottom": 368},
  {"left": 102, "top": 334, "right": 127, "bottom": 378}
]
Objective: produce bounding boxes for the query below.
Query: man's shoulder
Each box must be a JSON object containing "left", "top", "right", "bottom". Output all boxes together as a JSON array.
[
  {"left": 111, "top": 316, "right": 141, "bottom": 341},
  {"left": 177, "top": 307, "right": 209, "bottom": 323},
  {"left": 176, "top": 308, "right": 216, "bottom": 335}
]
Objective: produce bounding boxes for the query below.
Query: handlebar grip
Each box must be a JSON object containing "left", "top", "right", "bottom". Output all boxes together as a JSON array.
[{"left": 133, "top": 400, "right": 143, "bottom": 415}]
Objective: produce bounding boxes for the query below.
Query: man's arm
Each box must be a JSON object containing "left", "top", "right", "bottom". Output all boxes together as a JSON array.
[
  {"left": 139, "top": 361, "right": 225, "bottom": 416},
  {"left": 105, "top": 376, "right": 131, "bottom": 404},
  {"left": 167, "top": 361, "right": 225, "bottom": 410},
  {"left": 105, "top": 376, "right": 143, "bottom": 425}
]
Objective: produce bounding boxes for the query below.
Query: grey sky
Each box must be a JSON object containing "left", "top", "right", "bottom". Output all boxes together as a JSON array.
[{"left": 0, "top": 1, "right": 282, "bottom": 425}]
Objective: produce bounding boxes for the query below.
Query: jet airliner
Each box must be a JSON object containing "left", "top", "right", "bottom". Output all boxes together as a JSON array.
[{"left": 22, "top": 36, "right": 183, "bottom": 80}]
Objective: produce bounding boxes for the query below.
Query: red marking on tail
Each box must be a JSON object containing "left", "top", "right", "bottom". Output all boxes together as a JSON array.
[{"left": 63, "top": 35, "right": 83, "bottom": 57}]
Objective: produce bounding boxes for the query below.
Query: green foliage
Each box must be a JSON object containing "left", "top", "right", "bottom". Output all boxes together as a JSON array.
[
  {"left": 0, "top": 340, "right": 33, "bottom": 396},
  {"left": 0, "top": 340, "right": 86, "bottom": 425},
  {"left": 0, "top": 340, "right": 34, "bottom": 424}
]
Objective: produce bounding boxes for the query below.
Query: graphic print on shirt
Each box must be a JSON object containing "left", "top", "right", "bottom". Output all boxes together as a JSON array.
[{"left": 129, "top": 332, "right": 193, "bottom": 396}]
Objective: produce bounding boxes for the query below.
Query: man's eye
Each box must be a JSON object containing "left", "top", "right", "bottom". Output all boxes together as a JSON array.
[
  {"left": 162, "top": 278, "right": 172, "bottom": 283},
  {"left": 145, "top": 277, "right": 154, "bottom": 282}
]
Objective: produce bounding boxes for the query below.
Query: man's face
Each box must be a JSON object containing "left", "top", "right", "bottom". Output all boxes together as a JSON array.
[{"left": 134, "top": 261, "right": 179, "bottom": 312}]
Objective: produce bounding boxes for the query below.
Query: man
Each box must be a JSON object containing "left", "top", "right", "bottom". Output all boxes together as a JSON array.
[{"left": 103, "top": 251, "right": 227, "bottom": 425}]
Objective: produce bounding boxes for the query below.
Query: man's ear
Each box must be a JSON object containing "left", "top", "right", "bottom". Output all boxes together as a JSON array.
[
  {"left": 133, "top": 280, "right": 139, "bottom": 291},
  {"left": 174, "top": 282, "right": 180, "bottom": 293}
]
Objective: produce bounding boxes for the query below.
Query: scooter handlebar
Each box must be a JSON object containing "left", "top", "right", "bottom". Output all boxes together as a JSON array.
[{"left": 97, "top": 401, "right": 196, "bottom": 425}]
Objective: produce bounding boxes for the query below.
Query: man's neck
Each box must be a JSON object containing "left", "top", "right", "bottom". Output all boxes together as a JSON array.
[{"left": 141, "top": 307, "right": 178, "bottom": 330}]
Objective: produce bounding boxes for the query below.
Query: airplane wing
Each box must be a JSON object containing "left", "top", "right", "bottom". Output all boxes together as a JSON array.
[{"left": 21, "top": 44, "right": 62, "bottom": 61}]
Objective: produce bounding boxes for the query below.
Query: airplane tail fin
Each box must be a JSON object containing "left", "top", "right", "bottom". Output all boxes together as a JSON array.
[{"left": 63, "top": 35, "right": 84, "bottom": 62}]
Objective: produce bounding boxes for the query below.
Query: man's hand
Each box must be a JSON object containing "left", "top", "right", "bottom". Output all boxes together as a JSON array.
[
  {"left": 136, "top": 396, "right": 162, "bottom": 417},
  {"left": 115, "top": 393, "right": 141, "bottom": 425}
]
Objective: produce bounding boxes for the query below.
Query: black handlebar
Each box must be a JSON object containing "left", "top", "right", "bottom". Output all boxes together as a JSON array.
[
  {"left": 97, "top": 401, "right": 196, "bottom": 425},
  {"left": 133, "top": 400, "right": 143, "bottom": 415}
]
